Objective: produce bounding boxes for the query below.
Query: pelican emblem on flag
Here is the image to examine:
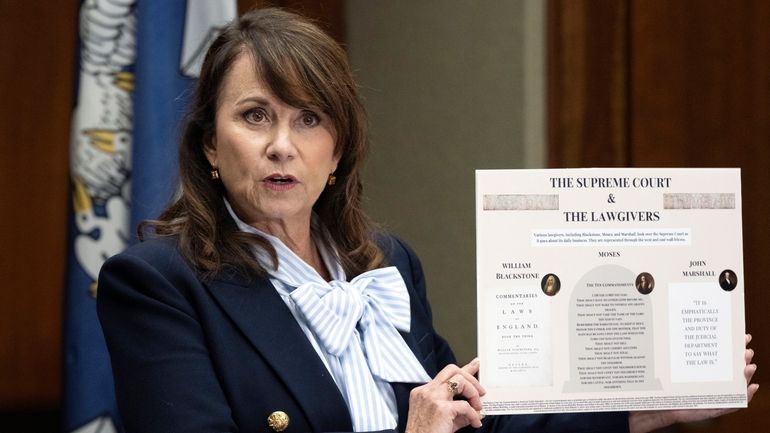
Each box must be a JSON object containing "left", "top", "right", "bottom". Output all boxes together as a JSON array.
[{"left": 70, "top": 0, "right": 136, "bottom": 295}]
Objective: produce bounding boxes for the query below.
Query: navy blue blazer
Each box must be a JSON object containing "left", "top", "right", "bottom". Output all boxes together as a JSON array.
[{"left": 97, "top": 235, "right": 629, "bottom": 433}]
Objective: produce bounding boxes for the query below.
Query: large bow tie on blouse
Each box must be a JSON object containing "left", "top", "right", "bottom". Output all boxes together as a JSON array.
[{"left": 288, "top": 266, "right": 431, "bottom": 384}]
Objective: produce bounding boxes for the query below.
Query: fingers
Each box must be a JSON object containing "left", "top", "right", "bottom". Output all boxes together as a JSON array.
[
  {"left": 431, "top": 360, "right": 486, "bottom": 413},
  {"left": 745, "top": 362, "right": 757, "bottom": 384},
  {"left": 744, "top": 333, "right": 754, "bottom": 364},
  {"left": 746, "top": 347, "right": 755, "bottom": 365},
  {"left": 743, "top": 335, "right": 759, "bottom": 404},
  {"left": 434, "top": 360, "right": 485, "bottom": 395},
  {"left": 444, "top": 374, "right": 483, "bottom": 411},
  {"left": 451, "top": 400, "right": 485, "bottom": 429},
  {"left": 434, "top": 358, "right": 479, "bottom": 382},
  {"left": 454, "top": 359, "right": 486, "bottom": 407},
  {"left": 748, "top": 383, "right": 760, "bottom": 403},
  {"left": 461, "top": 357, "right": 481, "bottom": 376}
]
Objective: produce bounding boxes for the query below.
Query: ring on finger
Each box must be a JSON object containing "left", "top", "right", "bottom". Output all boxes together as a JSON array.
[{"left": 446, "top": 378, "right": 460, "bottom": 396}]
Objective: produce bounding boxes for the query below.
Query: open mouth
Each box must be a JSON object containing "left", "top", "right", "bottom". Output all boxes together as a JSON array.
[{"left": 264, "top": 174, "right": 297, "bottom": 187}]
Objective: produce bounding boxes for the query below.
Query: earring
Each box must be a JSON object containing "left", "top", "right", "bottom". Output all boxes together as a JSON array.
[
  {"left": 327, "top": 173, "right": 336, "bottom": 186},
  {"left": 211, "top": 169, "right": 220, "bottom": 180}
]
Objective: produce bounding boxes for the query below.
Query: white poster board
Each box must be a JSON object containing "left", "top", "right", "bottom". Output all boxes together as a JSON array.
[{"left": 476, "top": 168, "right": 746, "bottom": 415}]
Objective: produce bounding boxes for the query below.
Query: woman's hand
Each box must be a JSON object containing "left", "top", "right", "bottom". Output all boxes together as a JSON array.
[
  {"left": 405, "top": 358, "right": 486, "bottom": 433},
  {"left": 629, "top": 334, "right": 759, "bottom": 433}
]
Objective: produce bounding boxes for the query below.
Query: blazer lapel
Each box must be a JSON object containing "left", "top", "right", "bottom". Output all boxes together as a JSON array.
[
  {"left": 205, "top": 271, "right": 353, "bottom": 432},
  {"left": 399, "top": 329, "right": 423, "bottom": 363},
  {"left": 393, "top": 329, "right": 433, "bottom": 431}
]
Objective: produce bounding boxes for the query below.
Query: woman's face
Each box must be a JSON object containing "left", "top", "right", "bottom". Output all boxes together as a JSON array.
[{"left": 206, "top": 53, "right": 339, "bottom": 230}]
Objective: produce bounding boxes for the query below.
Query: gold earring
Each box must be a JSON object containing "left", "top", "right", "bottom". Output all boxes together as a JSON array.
[
  {"left": 327, "top": 174, "right": 336, "bottom": 186},
  {"left": 211, "top": 169, "right": 220, "bottom": 180}
]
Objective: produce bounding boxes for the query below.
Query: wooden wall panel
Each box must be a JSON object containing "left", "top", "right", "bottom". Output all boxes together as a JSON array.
[
  {"left": 631, "top": 1, "right": 770, "bottom": 431},
  {"left": 0, "top": 1, "right": 76, "bottom": 408},
  {"left": 241, "top": 0, "right": 345, "bottom": 43},
  {"left": 549, "top": 0, "right": 770, "bottom": 431},
  {"left": 548, "top": 0, "right": 630, "bottom": 167}
]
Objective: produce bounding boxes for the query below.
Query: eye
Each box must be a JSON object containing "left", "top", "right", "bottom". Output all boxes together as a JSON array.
[
  {"left": 300, "top": 110, "right": 321, "bottom": 127},
  {"left": 243, "top": 107, "right": 268, "bottom": 124}
]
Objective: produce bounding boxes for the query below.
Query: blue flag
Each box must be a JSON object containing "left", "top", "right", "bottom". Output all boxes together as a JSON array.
[
  {"left": 64, "top": 1, "right": 235, "bottom": 431},
  {"left": 132, "top": 0, "right": 236, "bottom": 230}
]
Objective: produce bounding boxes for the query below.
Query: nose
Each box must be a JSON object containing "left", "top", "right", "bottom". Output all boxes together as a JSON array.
[{"left": 266, "top": 123, "right": 296, "bottom": 162}]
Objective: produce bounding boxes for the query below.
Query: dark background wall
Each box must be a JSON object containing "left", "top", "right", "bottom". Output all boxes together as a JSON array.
[{"left": 0, "top": 0, "right": 75, "bottom": 411}]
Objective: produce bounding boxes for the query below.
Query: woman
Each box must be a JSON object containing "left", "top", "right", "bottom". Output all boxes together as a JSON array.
[{"left": 97, "top": 8, "right": 757, "bottom": 433}]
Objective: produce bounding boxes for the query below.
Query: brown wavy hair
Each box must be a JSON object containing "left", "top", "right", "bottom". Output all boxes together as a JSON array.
[{"left": 142, "top": 8, "right": 384, "bottom": 279}]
